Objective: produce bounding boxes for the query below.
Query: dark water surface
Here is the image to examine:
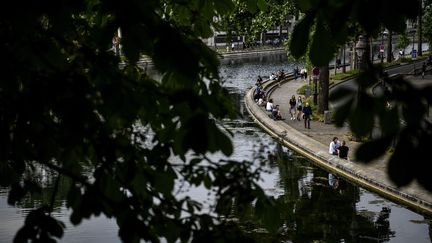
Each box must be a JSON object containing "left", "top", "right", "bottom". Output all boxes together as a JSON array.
[{"left": 1, "top": 54, "right": 430, "bottom": 242}]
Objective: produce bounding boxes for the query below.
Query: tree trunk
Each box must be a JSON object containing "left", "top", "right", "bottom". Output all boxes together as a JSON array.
[
  {"left": 318, "top": 65, "right": 330, "bottom": 114},
  {"left": 386, "top": 30, "right": 393, "bottom": 63},
  {"left": 418, "top": 3, "right": 423, "bottom": 56},
  {"left": 359, "top": 35, "right": 371, "bottom": 70},
  {"left": 342, "top": 44, "right": 346, "bottom": 73},
  {"left": 334, "top": 49, "right": 338, "bottom": 75}
]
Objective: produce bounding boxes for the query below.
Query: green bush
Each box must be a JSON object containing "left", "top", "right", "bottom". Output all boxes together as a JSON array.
[
  {"left": 330, "top": 70, "right": 359, "bottom": 81},
  {"left": 297, "top": 84, "right": 311, "bottom": 95},
  {"left": 399, "top": 57, "right": 411, "bottom": 63}
]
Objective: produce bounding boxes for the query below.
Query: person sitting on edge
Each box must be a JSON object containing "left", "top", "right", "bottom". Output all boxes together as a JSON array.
[
  {"left": 257, "top": 96, "right": 266, "bottom": 107},
  {"left": 270, "top": 73, "right": 276, "bottom": 80},
  {"left": 271, "top": 105, "right": 283, "bottom": 120},
  {"left": 256, "top": 75, "right": 263, "bottom": 84},
  {"left": 266, "top": 98, "right": 274, "bottom": 112},
  {"left": 337, "top": 140, "right": 349, "bottom": 160},
  {"left": 329, "top": 137, "right": 340, "bottom": 155},
  {"left": 253, "top": 91, "right": 261, "bottom": 102}
]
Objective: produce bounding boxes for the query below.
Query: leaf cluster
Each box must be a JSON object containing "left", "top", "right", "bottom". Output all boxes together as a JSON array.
[
  {"left": 289, "top": 0, "right": 432, "bottom": 191},
  {"left": 290, "top": 0, "right": 420, "bottom": 66},
  {"left": 330, "top": 64, "right": 432, "bottom": 191},
  {"left": 0, "top": 0, "right": 280, "bottom": 242}
]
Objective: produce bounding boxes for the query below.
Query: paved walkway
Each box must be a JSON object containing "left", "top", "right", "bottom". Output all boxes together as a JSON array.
[{"left": 245, "top": 71, "right": 432, "bottom": 216}]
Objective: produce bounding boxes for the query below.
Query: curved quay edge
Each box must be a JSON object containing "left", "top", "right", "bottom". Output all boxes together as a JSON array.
[{"left": 244, "top": 78, "right": 432, "bottom": 217}]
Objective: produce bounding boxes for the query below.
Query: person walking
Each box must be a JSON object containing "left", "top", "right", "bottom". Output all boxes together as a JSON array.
[
  {"left": 302, "top": 102, "right": 312, "bottom": 129},
  {"left": 289, "top": 95, "right": 297, "bottom": 120},
  {"left": 422, "top": 62, "right": 427, "bottom": 79},
  {"left": 296, "top": 96, "right": 303, "bottom": 121}
]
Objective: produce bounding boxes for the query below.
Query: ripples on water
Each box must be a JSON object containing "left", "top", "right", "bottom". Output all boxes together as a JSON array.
[{"left": 1, "top": 54, "right": 431, "bottom": 242}]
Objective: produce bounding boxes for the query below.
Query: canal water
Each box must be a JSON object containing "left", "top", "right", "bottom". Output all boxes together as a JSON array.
[{"left": 0, "top": 53, "right": 431, "bottom": 242}]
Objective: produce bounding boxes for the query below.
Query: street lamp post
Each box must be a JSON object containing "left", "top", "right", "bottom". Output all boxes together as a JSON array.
[
  {"left": 312, "top": 67, "right": 320, "bottom": 105},
  {"left": 380, "top": 30, "right": 388, "bottom": 64},
  {"left": 355, "top": 35, "right": 369, "bottom": 71},
  {"left": 410, "top": 27, "right": 416, "bottom": 72}
]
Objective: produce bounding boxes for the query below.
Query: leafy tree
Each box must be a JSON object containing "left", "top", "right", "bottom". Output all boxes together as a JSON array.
[
  {"left": 216, "top": 0, "right": 298, "bottom": 45},
  {"left": 290, "top": 0, "right": 432, "bottom": 191},
  {"left": 0, "top": 0, "right": 283, "bottom": 242},
  {"left": 386, "top": 30, "right": 393, "bottom": 63},
  {"left": 424, "top": 0, "right": 432, "bottom": 48},
  {"left": 396, "top": 32, "right": 411, "bottom": 54}
]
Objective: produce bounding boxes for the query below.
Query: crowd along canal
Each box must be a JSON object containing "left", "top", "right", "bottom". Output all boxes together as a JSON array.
[{"left": 0, "top": 52, "right": 431, "bottom": 242}]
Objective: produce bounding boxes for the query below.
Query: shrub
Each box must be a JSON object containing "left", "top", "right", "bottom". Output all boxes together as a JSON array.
[{"left": 297, "top": 84, "right": 311, "bottom": 95}]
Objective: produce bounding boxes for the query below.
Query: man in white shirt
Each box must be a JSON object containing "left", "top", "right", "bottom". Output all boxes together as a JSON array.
[
  {"left": 266, "top": 98, "right": 274, "bottom": 111},
  {"left": 329, "top": 137, "right": 340, "bottom": 155}
]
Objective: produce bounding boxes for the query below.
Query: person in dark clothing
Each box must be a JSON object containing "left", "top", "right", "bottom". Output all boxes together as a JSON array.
[
  {"left": 257, "top": 75, "right": 263, "bottom": 83},
  {"left": 337, "top": 140, "right": 349, "bottom": 160},
  {"left": 422, "top": 62, "right": 427, "bottom": 79},
  {"left": 271, "top": 105, "right": 282, "bottom": 120},
  {"left": 302, "top": 102, "right": 312, "bottom": 129}
]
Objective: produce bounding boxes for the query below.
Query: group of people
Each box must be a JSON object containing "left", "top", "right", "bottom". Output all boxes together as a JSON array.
[
  {"left": 269, "top": 69, "right": 286, "bottom": 84},
  {"left": 264, "top": 99, "right": 283, "bottom": 120},
  {"left": 293, "top": 66, "right": 308, "bottom": 80},
  {"left": 288, "top": 95, "right": 312, "bottom": 129},
  {"left": 254, "top": 73, "right": 314, "bottom": 125},
  {"left": 254, "top": 75, "right": 265, "bottom": 102},
  {"left": 254, "top": 73, "right": 352, "bottom": 164},
  {"left": 328, "top": 137, "right": 349, "bottom": 160}
]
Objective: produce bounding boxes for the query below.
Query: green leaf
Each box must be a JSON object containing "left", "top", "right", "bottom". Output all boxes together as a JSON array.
[
  {"left": 0, "top": 161, "right": 20, "bottom": 186},
  {"left": 254, "top": 196, "right": 280, "bottom": 232},
  {"left": 415, "top": 134, "right": 432, "bottom": 191},
  {"left": 42, "top": 216, "right": 65, "bottom": 238},
  {"left": 332, "top": 96, "right": 354, "bottom": 127},
  {"left": 310, "top": 19, "right": 336, "bottom": 66},
  {"left": 355, "top": 137, "right": 392, "bottom": 162},
  {"left": 213, "top": 0, "right": 235, "bottom": 13},
  {"left": 296, "top": 0, "right": 312, "bottom": 12},
  {"left": 257, "top": 0, "right": 267, "bottom": 11},
  {"left": 245, "top": 0, "right": 258, "bottom": 13},
  {"left": 388, "top": 135, "right": 415, "bottom": 187},
  {"left": 329, "top": 86, "right": 354, "bottom": 102},
  {"left": 379, "top": 107, "right": 400, "bottom": 135},
  {"left": 203, "top": 174, "right": 212, "bottom": 189},
  {"left": 349, "top": 95, "right": 374, "bottom": 137},
  {"left": 290, "top": 14, "right": 314, "bottom": 59},
  {"left": 208, "top": 121, "right": 233, "bottom": 156},
  {"left": 8, "top": 183, "right": 26, "bottom": 205},
  {"left": 154, "top": 170, "right": 176, "bottom": 195}
]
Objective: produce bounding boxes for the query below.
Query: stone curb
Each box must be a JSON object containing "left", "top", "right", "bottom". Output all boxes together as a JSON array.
[{"left": 244, "top": 76, "right": 432, "bottom": 216}]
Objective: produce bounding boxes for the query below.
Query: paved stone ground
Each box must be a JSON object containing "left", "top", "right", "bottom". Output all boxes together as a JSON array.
[
  {"left": 269, "top": 77, "right": 362, "bottom": 158},
  {"left": 259, "top": 73, "right": 432, "bottom": 214}
]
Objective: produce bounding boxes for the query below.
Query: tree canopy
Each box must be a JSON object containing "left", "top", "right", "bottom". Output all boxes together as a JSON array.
[
  {"left": 1, "top": 0, "right": 432, "bottom": 242},
  {"left": 0, "top": 0, "right": 280, "bottom": 242},
  {"left": 289, "top": 0, "right": 431, "bottom": 191}
]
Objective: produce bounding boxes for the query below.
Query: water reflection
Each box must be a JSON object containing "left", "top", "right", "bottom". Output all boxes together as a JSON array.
[
  {"left": 236, "top": 143, "right": 430, "bottom": 242},
  {"left": 1, "top": 54, "right": 431, "bottom": 242}
]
